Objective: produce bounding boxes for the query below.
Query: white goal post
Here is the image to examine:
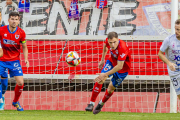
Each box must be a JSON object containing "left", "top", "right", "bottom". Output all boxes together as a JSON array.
[{"left": 170, "top": 0, "right": 178, "bottom": 113}]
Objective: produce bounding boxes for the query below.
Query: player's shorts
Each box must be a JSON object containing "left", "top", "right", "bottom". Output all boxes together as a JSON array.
[
  {"left": 170, "top": 74, "right": 180, "bottom": 95},
  {"left": 101, "top": 60, "right": 128, "bottom": 87},
  {"left": 1, "top": 68, "right": 8, "bottom": 78},
  {"left": 0, "top": 60, "right": 23, "bottom": 78}
]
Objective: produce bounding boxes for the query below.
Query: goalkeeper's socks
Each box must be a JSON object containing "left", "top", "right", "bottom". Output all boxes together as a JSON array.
[
  {"left": 101, "top": 89, "right": 114, "bottom": 103},
  {"left": 2, "top": 78, "right": 8, "bottom": 95},
  {"left": 13, "top": 84, "right": 24, "bottom": 102},
  {"left": 90, "top": 82, "right": 103, "bottom": 102}
]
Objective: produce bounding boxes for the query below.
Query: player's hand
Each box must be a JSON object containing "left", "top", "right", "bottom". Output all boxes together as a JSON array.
[
  {"left": 94, "top": 73, "right": 108, "bottom": 84},
  {"left": 168, "top": 62, "right": 176, "bottom": 71},
  {"left": 25, "top": 60, "right": 29, "bottom": 68},
  {"left": 99, "top": 60, "right": 105, "bottom": 69},
  {"left": 6, "top": 0, "right": 12, "bottom": 6}
]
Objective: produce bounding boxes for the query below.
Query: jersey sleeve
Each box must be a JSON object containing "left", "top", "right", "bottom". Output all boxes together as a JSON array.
[
  {"left": 20, "top": 30, "right": 26, "bottom": 44},
  {"left": 118, "top": 43, "right": 129, "bottom": 61},
  {"left": 160, "top": 36, "right": 170, "bottom": 52}
]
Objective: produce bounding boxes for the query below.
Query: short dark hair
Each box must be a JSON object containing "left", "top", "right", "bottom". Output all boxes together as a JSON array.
[
  {"left": 9, "top": 12, "right": 19, "bottom": 18},
  {"left": 107, "top": 32, "right": 118, "bottom": 39},
  {"left": 175, "top": 19, "right": 180, "bottom": 25}
]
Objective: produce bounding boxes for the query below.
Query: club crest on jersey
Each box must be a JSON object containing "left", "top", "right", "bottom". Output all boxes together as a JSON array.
[
  {"left": 110, "top": 51, "right": 117, "bottom": 58},
  {"left": 15, "top": 35, "right": 19, "bottom": 39},
  {"left": 4, "top": 34, "right": 7, "bottom": 37},
  {"left": 113, "top": 54, "right": 117, "bottom": 58},
  {"left": 173, "top": 43, "right": 175, "bottom": 48}
]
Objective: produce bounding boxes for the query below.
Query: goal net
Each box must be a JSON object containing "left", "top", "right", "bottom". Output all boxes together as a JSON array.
[{"left": 1, "top": 0, "right": 179, "bottom": 113}]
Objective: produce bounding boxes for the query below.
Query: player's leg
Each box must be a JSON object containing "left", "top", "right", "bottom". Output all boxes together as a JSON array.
[
  {"left": 170, "top": 76, "right": 180, "bottom": 100},
  {"left": 13, "top": 76, "right": 24, "bottom": 102},
  {"left": 0, "top": 61, "right": 7, "bottom": 110},
  {"left": 93, "top": 81, "right": 115, "bottom": 114},
  {"left": 1, "top": 69, "right": 8, "bottom": 96},
  {"left": 93, "top": 72, "right": 128, "bottom": 114},
  {"left": 12, "top": 76, "right": 24, "bottom": 111},
  {"left": 1, "top": 78, "right": 8, "bottom": 97},
  {"left": 1, "top": 68, "right": 9, "bottom": 110},
  {"left": 85, "top": 82, "right": 103, "bottom": 111},
  {"left": 0, "top": 77, "right": 3, "bottom": 110},
  {"left": 8, "top": 60, "right": 24, "bottom": 111},
  {"left": 1, "top": 78, "right": 8, "bottom": 102},
  {"left": 85, "top": 60, "right": 112, "bottom": 111}
]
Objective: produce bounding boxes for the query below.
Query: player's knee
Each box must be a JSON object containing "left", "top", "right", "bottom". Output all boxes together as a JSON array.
[
  {"left": 107, "top": 88, "right": 115, "bottom": 94},
  {"left": 17, "top": 82, "right": 24, "bottom": 86}
]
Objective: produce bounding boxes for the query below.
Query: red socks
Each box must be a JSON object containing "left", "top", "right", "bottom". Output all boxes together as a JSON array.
[
  {"left": 90, "top": 82, "right": 114, "bottom": 104},
  {"left": 90, "top": 82, "right": 103, "bottom": 102},
  {"left": 102, "top": 89, "right": 114, "bottom": 103},
  {"left": 13, "top": 84, "right": 24, "bottom": 102}
]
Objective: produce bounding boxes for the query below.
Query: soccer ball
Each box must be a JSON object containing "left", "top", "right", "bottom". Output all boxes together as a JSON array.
[{"left": 66, "top": 51, "right": 81, "bottom": 67}]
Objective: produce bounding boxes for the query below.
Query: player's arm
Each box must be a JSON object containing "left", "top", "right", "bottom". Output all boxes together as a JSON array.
[
  {"left": 158, "top": 50, "right": 176, "bottom": 71},
  {"left": 104, "top": 44, "right": 129, "bottom": 76},
  {"left": 22, "top": 42, "right": 29, "bottom": 67},
  {"left": 21, "top": 30, "right": 29, "bottom": 67},
  {"left": 95, "top": 58, "right": 126, "bottom": 84},
  {"left": 158, "top": 50, "right": 170, "bottom": 65},
  {"left": 0, "top": 48, "right": 3, "bottom": 58},
  {"left": 101, "top": 44, "right": 108, "bottom": 61},
  {"left": 99, "top": 44, "right": 108, "bottom": 69},
  {"left": 158, "top": 37, "right": 176, "bottom": 71},
  {"left": 0, "top": 41, "right": 3, "bottom": 57},
  {"left": 0, "top": 28, "right": 2, "bottom": 57},
  {"left": 104, "top": 61, "right": 124, "bottom": 76},
  {"left": 95, "top": 46, "right": 129, "bottom": 84}
]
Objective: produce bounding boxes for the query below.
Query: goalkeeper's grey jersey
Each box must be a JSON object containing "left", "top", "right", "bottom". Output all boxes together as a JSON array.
[{"left": 160, "top": 34, "right": 180, "bottom": 77}]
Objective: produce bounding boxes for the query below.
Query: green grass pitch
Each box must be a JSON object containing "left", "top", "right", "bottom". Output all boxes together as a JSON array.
[{"left": 0, "top": 110, "right": 180, "bottom": 120}]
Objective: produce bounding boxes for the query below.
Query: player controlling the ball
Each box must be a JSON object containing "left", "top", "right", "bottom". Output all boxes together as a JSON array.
[
  {"left": 158, "top": 19, "right": 180, "bottom": 101},
  {"left": 0, "top": 12, "right": 29, "bottom": 111},
  {"left": 85, "top": 32, "right": 131, "bottom": 114}
]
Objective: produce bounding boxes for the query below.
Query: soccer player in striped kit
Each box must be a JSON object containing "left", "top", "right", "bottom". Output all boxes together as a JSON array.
[
  {"left": 159, "top": 19, "right": 180, "bottom": 100},
  {"left": 0, "top": 12, "right": 29, "bottom": 111}
]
